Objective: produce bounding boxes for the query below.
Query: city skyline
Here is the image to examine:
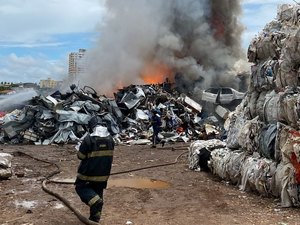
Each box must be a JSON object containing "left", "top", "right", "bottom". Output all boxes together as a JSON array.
[{"left": 0, "top": 0, "right": 293, "bottom": 83}]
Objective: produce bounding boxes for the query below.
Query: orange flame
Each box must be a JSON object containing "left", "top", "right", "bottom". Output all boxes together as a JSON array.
[
  {"left": 211, "top": 14, "right": 225, "bottom": 40},
  {"left": 141, "top": 63, "right": 172, "bottom": 84},
  {"left": 115, "top": 81, "right": 125, "bottom": 90}
]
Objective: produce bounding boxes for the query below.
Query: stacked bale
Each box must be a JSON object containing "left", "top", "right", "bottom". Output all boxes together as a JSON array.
[{"left": 208, "top": 4, "right": 300, "bottom": 207}]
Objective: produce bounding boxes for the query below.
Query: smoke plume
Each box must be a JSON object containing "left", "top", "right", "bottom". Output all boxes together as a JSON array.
[
  {"left": 0, "top": 88, "right": 38, "bottom": 111},
  {"left": 79, "top": 0, "right": 247, "bottom": 95}
]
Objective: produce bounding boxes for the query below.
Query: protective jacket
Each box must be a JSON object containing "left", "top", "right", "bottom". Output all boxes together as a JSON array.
[
  {"left": 75, "top": 134, "right": 114, "bottom": 189},
  {"left": 151, "top": 113, "right": 162, "bottom": 133}
]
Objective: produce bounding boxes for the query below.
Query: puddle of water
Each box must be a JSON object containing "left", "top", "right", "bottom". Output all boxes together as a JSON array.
[
  {"left": 51, "top": 177, "right": 171, "bottom": 189},
  {"left": 108, "top": 178, "right": 170, "bottom": 189}
]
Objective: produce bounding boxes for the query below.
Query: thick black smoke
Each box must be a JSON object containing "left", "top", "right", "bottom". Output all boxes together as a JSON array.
[{"left": 79, "top": 0, "right": 248, "bottom": 95}]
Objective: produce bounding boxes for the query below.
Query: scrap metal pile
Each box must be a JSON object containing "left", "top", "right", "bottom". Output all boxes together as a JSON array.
[
  {"left": 189, "top": 4, "right": 300, "bottom": 208},
  {"left": 0, "top": 83, "right": 222, "bottom": 146}
]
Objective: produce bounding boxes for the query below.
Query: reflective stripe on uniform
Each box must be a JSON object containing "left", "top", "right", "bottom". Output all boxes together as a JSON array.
[
  {"left": 77, "top": 151, "right": 86, "bottom": 160},
  {"left": 94, "top": 211, "right": 101, "bottom": 217},
  {"left": 87, "top": 150, "right": 113, "bottom": 158},
  {"left": 77, "top": 173, "right": 109, "bottom": 182},
  {"left": 88, "top": 195, "right": 101, "bottom": 206}
]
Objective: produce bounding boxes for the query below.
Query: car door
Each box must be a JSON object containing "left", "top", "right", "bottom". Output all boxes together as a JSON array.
[
  {"left": 220, "top": 88, "right": 234, "bottom": 104},
  {"left": 202, "top": 87, "right": 219, "bottom": 103}
]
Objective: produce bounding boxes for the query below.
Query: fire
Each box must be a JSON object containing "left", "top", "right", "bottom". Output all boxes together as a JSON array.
[
  {"left": 115, "top": 81, "right": 125, "bottom": 90},
  {"left": 210, "top": 1, "right": 226, "bottom": 40},
  {"left": 212, "top": 15, "right": 225, "bottom": 40},
  {"left": 141, "top": 63, "right": 172, "bottom": 84}
]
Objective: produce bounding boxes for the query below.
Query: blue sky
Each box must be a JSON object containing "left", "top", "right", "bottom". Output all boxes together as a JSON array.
[{"left": 0, "top": 0, "right": 293, "bottom": 83}]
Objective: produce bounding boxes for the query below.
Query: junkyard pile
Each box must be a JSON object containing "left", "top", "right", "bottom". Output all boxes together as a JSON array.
[
  {"left": 0, "top": 82, "right": 226, "bottom": 147},
  {"left": 189, "top": 4, "right": 300, "bottom": 208},
  {"left": 0, "top": 85, "right": 203, "bottom": 146},
  {"left": 0, "top": 82, "right": 225, "bottom": 178}
]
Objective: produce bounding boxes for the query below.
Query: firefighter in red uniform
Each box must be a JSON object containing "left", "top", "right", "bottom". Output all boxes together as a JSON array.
[{"left": 75, "top": 117, "right": 114, "bottom": 223}]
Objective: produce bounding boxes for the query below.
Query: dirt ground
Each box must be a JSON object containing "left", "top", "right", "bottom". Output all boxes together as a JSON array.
[{"left": 0, "top": 142, "right": 300, "bottom": 225}]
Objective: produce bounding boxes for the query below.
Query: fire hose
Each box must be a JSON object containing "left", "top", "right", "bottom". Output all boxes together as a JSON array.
[{"left": 15, "top": 147, "right": 188, "bottom": 225}]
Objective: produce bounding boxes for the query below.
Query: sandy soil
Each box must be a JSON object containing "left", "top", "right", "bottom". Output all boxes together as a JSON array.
[{"left": 0, "top": 142, "right": 299, "bottom": 225}]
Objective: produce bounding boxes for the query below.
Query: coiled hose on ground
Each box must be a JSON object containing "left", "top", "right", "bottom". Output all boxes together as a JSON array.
[{"left": 15, "top": 146, "right": 189, "bottom": 225}]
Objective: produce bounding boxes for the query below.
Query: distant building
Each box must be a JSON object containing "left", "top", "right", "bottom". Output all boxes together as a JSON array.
[
  {"left": 21, "top": 83, "right": 39, "bottom": 89},
  {"left": 39, "top": 78, "right": 62, "bottom": 89},
  {"left": 68, "top": 48, "right": 87, "bottom": 79}
]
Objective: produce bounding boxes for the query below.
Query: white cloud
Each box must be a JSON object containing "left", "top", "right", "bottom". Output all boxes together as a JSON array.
[
  {"left": 0, "top": 53, "right": 67, "bottom": 83},
  {"left": 0, "top": 0, "right": 105, "bottom": 43},
  {"left": 0, "top": 42, "right": 66, "bottom": 48},
  {"left": 0, "top": 0, "right": 105, "bottom": 83},
  {"left": 241, "top": 0, "right": 295, "bottom": 48}
]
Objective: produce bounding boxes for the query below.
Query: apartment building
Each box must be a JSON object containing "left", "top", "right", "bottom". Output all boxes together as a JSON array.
[
  {"left": 68, "top": 48, "right": 87, "bottom": 78},
  {"left": 39, "top": 78, "right": 62, "bottom": 89}
]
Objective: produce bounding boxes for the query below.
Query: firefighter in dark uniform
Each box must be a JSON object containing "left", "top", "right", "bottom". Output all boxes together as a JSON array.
[
  {"left": 150, "top": 109, "right": 162, "bottom": 148},
  {"left": 75, "top": 118, "right": 114, "bottom": 223}
]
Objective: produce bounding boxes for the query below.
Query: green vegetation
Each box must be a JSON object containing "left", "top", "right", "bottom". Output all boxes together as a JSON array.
[{"left": 0, "top": 82, "right": 14, "bottom": 94}]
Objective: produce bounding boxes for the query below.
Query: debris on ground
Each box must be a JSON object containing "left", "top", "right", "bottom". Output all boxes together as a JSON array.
[
  {"left": 0, "top": 82, "right": 226, "bottom": 146},
  {"left": 0, "top": 153, "right": 13, "bottom": 179}
]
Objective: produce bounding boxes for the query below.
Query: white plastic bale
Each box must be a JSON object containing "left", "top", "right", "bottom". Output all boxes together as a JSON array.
[
  {"left": 239, "top": 156, "right": 275, "bottom": 196},
  {"left": 256, "top": 35, "right": 277, "bottom": 61},
  {"left": 263, "top": 91, "right": 280, "bottom": 124},
  {"left": 273, "top": 162, "right": 300, "bottom": 208},
  {"left": 247, "top": 19, "right": 283, "bottom": 63},
  {"left": 209, "top": 148, "right": 231, "bottom": 180},
  {"left": 237, "top": 120, "right": 251, "bottom": 151},
  {"left": 283, "top": 29, "right": 300, "bottom": 63},
  {"left": 237, "top": 117, "right": 264, "bottom": 154},
  {"left": 248, "top": 91, "right": 259, "bottom": 119},
  {"left": 285, "top": 95, "right": 298, "bottom": 128},
  {"left": 239, "top": 157, "right": 259, "bottom": 192},
  {"left": 188, "top": 140, "right": 227, "bottom": 171},
  {"left": 225, "top": 151, "right": 246, "bottom": 185},
  {"left": 277, "top": 4, "right": 294, "bottom": 22},
  {"left": 226, "top": 112, "right": 247, "bottom": 149},
  {"left": 277, "top": 89, "right": 300, "bottom": 128},
  {"left": 256, "top": 91, "right": 267, "bottom": 121},
  {"left": 277, "top": 60, "right": 298, "bottom": 89},
  {"left": 264, "top": 21, "right": 283, "bottom": 35},
  {"left": 275, "top": 29, "right": 300, "bottom": 89}
]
